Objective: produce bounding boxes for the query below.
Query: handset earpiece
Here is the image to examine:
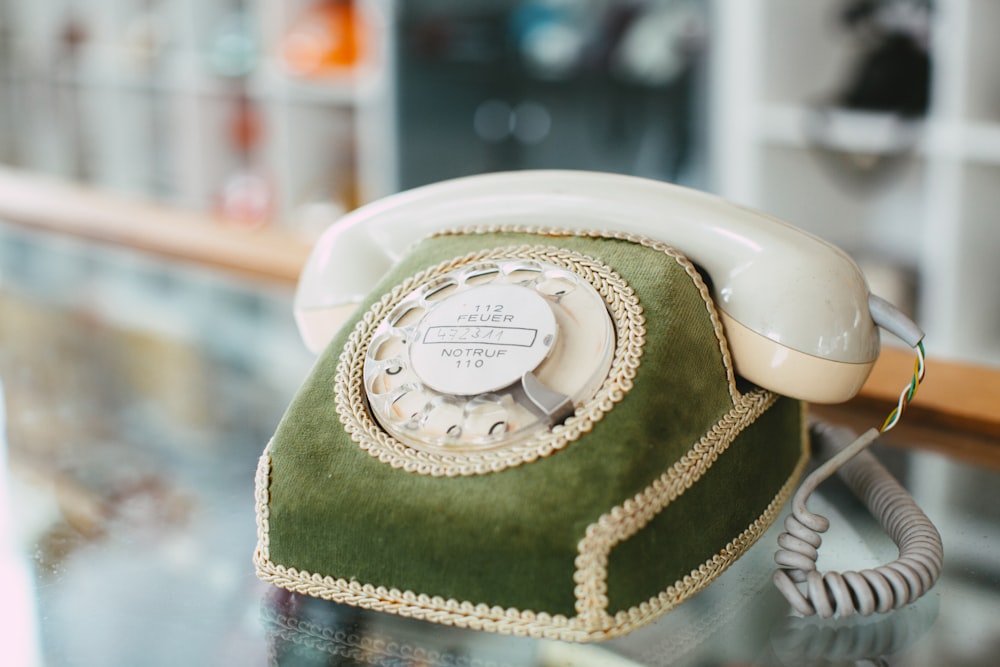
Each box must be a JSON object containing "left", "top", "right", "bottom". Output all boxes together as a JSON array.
[{"left": 294, "top": 170, "right": 883, "bottom": 403}]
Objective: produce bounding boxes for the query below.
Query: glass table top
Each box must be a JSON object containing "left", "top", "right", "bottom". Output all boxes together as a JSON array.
[{"left": 1, "top": 223, "right": 998, "bottom": 667}]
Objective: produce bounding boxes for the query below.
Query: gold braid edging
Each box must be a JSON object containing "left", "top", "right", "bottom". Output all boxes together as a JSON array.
[
  {"left": 253, "top": 391, "right": 807, "bottom": 642},
  {"left": 572, "top": 389, "right": 777, "bottom": 629}
]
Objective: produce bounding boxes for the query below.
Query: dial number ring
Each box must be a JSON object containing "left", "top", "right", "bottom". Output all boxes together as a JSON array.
[
  {"left": 336, "top": 243, "right": 646, "bottom": 476},
  {"left": 363, "top": 258, "right": 614, "bottom": 454}
]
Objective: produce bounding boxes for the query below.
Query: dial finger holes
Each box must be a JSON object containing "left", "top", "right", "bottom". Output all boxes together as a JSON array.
[
  {"left": 369, "top": 365, "right": 409, "bottom": 396},
  {"left": 371, "top": 333, "right": 406, "bottom": 362},
  {"left": 464, "top": 264, "right": 500, "bottom": 286},
  {"left": 389, "top": 387, "right": 429, "bottom": 424},
  {"left": 367, "top": 333, "right": 409, "bottom": 396},
  {"left": 423, "top": 397, "right": 465, "bottom": 441},
  {"left": 465, "top": 395, "right": 510, "bottom": 438},
  {"left": 537, "top": 275, "right": 576, "bottom": 298},
  {"left": 504, "top": 262, "right": 542, "bottom": 285},
  {"left": 389, "top": 303, "right": 425, "bottom": 329},
  {"left": 422, "top": 277, "right": 459, "bottom": 302}
]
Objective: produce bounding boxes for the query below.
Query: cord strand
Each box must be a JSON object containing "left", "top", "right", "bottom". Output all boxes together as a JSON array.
[
  {"left": 880, "top": 341, "right": 926, "bottom": 432},
  {"left": 773, "top": 421, "right": 943, "bottom": 618}
]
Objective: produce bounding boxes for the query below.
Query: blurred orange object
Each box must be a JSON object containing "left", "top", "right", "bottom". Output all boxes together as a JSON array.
[{"left": 281, "top": 1, "right": 363, "bottom": 76}]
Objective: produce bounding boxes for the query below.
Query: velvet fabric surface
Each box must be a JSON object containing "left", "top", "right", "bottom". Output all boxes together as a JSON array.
[{"left": 258, "top": 230, "right": 806, "bottom": 626}]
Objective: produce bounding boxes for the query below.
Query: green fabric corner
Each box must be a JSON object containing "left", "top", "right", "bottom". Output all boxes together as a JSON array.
[{"left": 605, "top": 395, "right": 804, "bottom": 613}]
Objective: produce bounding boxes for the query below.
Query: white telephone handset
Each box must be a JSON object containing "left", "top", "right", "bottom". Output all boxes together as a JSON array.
[{"left": 295, "top": 170, "right": 917, "bottom": 403}]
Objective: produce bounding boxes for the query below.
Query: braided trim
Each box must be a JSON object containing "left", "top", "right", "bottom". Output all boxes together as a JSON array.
[
  {"left": 253, "top": 392, "right": 806, "bottom": 642},
  {"left": 254, "top": 441, "right": 274, "bottom": 562},
  {"left": 254, "top": 557, "right": 590, "bottom": 641},
  {"left": 605, "top": 426, "right": 808, "bottom": 635},
  {"left": 431, "top": 225, "right": 741, "bottom": 404},
  {"left": 335, "top": 244, "right": 646, "bottom": 477},
  {"left": 573, "top": 389, "right": 778, "bottom": 629}
]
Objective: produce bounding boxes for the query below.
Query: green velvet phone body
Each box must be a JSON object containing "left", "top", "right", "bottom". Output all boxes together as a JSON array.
[{"left": 254, "top": 228, "right": 807, "bottom": 642}]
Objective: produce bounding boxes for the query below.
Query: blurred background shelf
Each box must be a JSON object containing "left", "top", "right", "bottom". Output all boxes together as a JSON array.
[
  {"left": 713, "top": 0, "right": 1000, "bottom": 368},
  {"left": 1, "top": 0, "right": 997, "bottom": 368},
  {"left": 0, "top": 0, "right": 397, "bottom": 234}
]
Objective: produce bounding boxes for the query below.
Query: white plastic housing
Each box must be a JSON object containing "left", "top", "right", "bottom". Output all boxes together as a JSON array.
[{"left": 294, "top": 171, "right": 880, "bottom": 403}]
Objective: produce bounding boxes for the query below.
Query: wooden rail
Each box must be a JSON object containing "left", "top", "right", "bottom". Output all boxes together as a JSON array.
[
  {"left": 815, "top": 346, "right": 1000, "bottom": 469},
  {"left": 1, "top": 168, "right": 997, "bottom": 466},
  {"left": 0, "top": 167, "right": 313, "bottom": 284}
]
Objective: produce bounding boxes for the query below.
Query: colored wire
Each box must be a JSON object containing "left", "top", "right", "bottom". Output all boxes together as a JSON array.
[{"left": 879, "top": 341, "right": 926, "bottom": 433}]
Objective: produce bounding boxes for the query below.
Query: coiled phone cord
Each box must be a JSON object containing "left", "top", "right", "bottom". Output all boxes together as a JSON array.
[{"left": 773, "top": 345, "right": 943, "bottom": 617}]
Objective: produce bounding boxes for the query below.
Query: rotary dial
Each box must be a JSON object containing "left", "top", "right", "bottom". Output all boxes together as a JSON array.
[{"left": 363, "top": 259, "right": 616, "bottom": 454}]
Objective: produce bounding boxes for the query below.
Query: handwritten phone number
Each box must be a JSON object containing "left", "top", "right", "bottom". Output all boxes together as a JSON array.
[{"left": 422, "top": 326, "right": 537, "bottom": 347}]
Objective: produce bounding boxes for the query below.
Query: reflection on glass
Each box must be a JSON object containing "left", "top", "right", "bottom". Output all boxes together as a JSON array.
[
  {"left": 768, "top": 598, "right": 937, "bottom": 667},
  {"left": 261, "top": 588, "right": 538, "bottom": 667}
]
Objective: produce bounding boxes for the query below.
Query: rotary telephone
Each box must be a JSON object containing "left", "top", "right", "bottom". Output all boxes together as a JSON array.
[{"left": 289, "top": 170, "right": 941, "bottom": 622}]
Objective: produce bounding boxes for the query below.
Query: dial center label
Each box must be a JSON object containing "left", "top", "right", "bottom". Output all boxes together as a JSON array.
[{"left": 411, "top": 283, "right": 557, "bottom": 395}]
